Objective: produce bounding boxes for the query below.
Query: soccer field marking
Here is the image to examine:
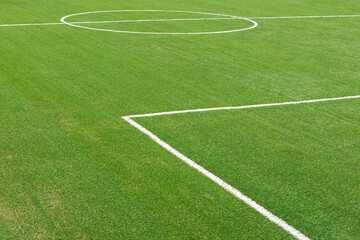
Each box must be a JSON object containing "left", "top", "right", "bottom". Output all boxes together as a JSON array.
[
  {"left": 250, "top": 14, "right": 360, "bottom": 19},
  {"left": 0, "top": 13, "right": 359, "bottom": 28},
  {"left": 126, "top": 95, "right": 360, "bottom": 118},
  {"left": 0, "top": 17, "right": 239, "bottom": 27},
  {"left": 0, "top": 18, "right": 236, "bottom": 27},
  {"left": 0, "top": 22, "right": 64, "bottom": 27},
  {"left": 123, "top": 116, "right": 310, "bottom": 240},
  {"left": 72, "top": 17, "right": 241, "bottom": 24},
  {"left": 60, "top": 10, "right": 257, "bottom": 35},
  {"left": 123, "top": 95, "right": 359, "bottom": 240}
]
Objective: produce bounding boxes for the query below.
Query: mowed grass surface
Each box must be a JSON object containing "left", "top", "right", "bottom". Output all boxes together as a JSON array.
[{"left": 0, "top": 0, "right": 359, "bottom": 239}]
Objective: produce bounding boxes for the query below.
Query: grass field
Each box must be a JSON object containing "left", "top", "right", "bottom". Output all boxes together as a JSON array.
[{"left": 0, "top": 0, "right": 359, "bottom": 239}]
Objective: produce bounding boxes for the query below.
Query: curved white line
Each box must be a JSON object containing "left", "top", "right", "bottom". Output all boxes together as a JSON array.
[{"left": 60, "top": 10, "right": 258, "bottom": 35}]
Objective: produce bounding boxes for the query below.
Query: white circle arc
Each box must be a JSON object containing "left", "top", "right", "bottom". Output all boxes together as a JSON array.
[{"left": 60, "top": 10, "right": 258, "bottom": 35}]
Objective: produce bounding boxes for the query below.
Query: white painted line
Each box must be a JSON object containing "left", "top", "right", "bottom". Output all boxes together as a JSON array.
[
  {"left": 122, "top": 116, "right": 310, "bottom": 240},
  {"left": 60, "top": 10, "right": 258, "bottom": 35},
  {"left": 0, "top": 22, "right": 64, "bottom": 27},
  {"left": 249, "top": 15, "right": 360, "bottom": 19},
  {"left": 74, "top": 17, "right": 241, "bottom": 24},
  {"left": 0, "top": 14, "right": 359, "bottom": 28},
  {"left": 123, "top": 95, "right": 359, "bottom": 239},
  {"left": 125, "top": 95, "right": 360, "bottom": 118},
  {"left": 0, "top": 17, "right": 241, "bottom": 27},
  {"left": 0, "top": 15, "right": 360, "bottom": 27}
]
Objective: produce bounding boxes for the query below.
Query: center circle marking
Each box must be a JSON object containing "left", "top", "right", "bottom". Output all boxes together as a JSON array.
[{"left": 60, "top": 10, "right": 258, "bottom": 35}]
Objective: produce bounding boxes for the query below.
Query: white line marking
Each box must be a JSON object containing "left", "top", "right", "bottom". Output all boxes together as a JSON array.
[
  {"left": 0, "top": 17, "right": 240, "bottom": 27},
  {"left": 74, "top": 17, "right": 241, "bottom": 24},
  {"left": 60, "top": 10, "right": 257, "bottom": 35},
  {"left": 125, "top": 95, "right": 360, "bottom": 118},
  {"left": 122, "top": 117, "right": 310, "bottom": 240},
  {"left": 123, "top": 95, "right": 359, "bottom": 239},
  {"left": 0, "top": 22, "right": 64, "bottom": 27},
  {"left": 250, "top": 15, "right": 360, "bottom": 19},
  {"left": 0, "top": 14, "right": 359, "bottom": 28}
]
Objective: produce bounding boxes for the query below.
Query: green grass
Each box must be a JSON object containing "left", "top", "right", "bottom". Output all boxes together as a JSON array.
[{"left": 0, "top": 0, "right": 359, "bottom": 239}]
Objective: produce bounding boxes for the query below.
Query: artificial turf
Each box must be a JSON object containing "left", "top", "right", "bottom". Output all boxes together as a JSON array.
[{"left": 0, "top": 0, "right": 359, "bottom": 239}]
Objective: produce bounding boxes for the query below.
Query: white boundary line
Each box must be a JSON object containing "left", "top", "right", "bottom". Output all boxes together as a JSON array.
[
  {"left": 71, "top": 17, "right": 241, "bottom": 24},
  {"left": 122, "top": 95, "right": 360, "bottom": 240},
  {"left": 0, "top": 14, "right": 359, "bottom": 28},
  {"left": 0, "top": 22, "right": 64, "bottom": 27},
  {"left": 123, "top": 116, "right": 310, "bottom": 239},
  {"left": 126, "top": 95, "right": 360, "bottom": 118},
  {"left": 250, "top": 14, "right": 360, "bottom": 19},
  {"left": 0, "top": 18, "right": 235, "bottom": 27}
]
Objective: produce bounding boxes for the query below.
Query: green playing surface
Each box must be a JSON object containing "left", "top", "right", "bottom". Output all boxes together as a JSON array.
[{"left": 0, "top": 0, "right": 359, "bottom": 239}]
